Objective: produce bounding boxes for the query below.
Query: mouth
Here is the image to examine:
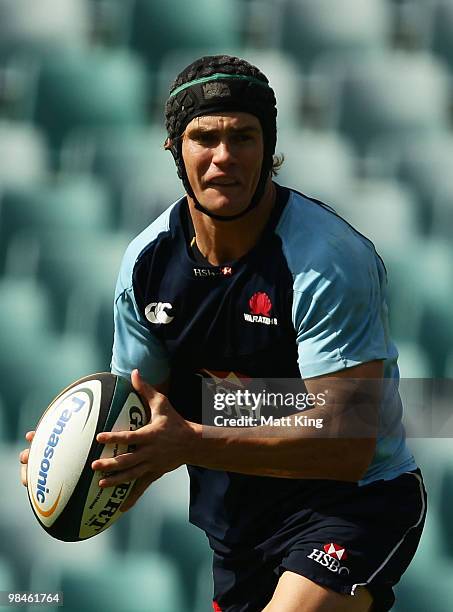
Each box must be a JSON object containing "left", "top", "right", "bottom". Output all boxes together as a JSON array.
[{"left": 206, "top": 179, "right": 240, "bottom": 188}]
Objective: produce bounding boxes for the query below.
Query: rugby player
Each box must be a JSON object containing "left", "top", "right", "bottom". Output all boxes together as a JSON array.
[{"left": 21, "top": 55, "right": 427, "bottom": 612}]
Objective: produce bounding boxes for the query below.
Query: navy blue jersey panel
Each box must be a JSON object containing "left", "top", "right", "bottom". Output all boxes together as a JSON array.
[
  {"left": 129, "top": 186, "right": 307, "bottom": 542},
  {"left": 132, "top": 186, "right": 299, "bottom": 426}
]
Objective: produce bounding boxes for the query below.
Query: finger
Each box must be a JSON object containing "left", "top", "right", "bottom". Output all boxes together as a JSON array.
[
  {"left": 19, "top": 448, "right": 30, "bottom": 464},
  {"left": 98, "top": 462, "right": 148, "bottom": 488},
  {"left": 21, "top": 463, "right": 28, "bottom": 487},
  {"left": 91, "top": 451, "right": 140, "bottom": 473},
  {"left": 121, "top": 472, "right": 162, "bottom": 512},
  {"left": 25, "top": 431, "right": 35, "bottom": 442},
  {"left": 96, "top": 427, "right": 147, "bottom": 445},
  {"left": 131, "top": 369, "right": 161, "bottom": 403}
]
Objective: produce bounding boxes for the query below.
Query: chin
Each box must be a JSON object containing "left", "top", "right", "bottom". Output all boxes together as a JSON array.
[{"left": 198, "top": 193, "right": 250, "bottom": 216}]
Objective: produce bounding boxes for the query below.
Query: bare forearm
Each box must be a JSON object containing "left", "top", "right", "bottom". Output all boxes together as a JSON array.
[{"left": 185, "top": 417, "right": 376, "bottom": 482}]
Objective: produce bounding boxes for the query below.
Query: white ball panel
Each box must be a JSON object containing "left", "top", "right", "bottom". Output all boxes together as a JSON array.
[
  {"left": 79, "top": 391, "right": 148, "bottom": 539},
  {"left": 27, "top": 380, "right": 102, "bottom": 527}
]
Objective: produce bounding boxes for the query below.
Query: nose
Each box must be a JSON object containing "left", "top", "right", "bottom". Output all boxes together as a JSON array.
[{"left": 212, "top": 140, "right": 235, "bottom": 165}]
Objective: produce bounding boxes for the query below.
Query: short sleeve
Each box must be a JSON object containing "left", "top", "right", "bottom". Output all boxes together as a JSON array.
[
  {"left": 111, "top": 286, "right": 170, "bottom": 384},
  {"left": 294, "top": 254, "right": 391, "bottom": 379}
]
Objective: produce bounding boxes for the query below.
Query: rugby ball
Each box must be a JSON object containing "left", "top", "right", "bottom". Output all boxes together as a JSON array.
[{"left": 27, "top": 372, "right": 149, "bottom": 542}]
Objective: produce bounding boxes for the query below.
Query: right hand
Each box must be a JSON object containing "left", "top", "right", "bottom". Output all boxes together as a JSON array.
[{"left": 19, "top": 431, "right": 35, "bottom": 487}]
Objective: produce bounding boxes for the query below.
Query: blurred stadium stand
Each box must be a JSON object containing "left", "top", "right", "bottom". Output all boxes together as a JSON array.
[
  {"left": 327, "top": 50, "right": 451, "bottom": 152},
  {"left": 0, "top": 396, "right": 8, "bottom": 443},
  {"left": 28, "top": 552, "right": 186, "bottom": 612},
  {"left": 0, "top": 0, "right": 90, "bottom": 58},
  {"left": 365, "top": 131, "right": 453, "bottom": 235},
  {"left": 336, "top": 177, "right": 422, "bottom": 251},
  {"left": 1, "top": 1, "right": 452, "bottom": 610},
  {"left": 60, "top": 126, "right": 179, "bottom": 228},
  {"left": 280, "top": 0, "right": 393, "bottom": 67},
  {"left": 277, "top": 127, "right": 357, "bottom": 205},
  {"left": 0, "top": 121, "right": 49, "bottom": 187},
  {"left": 0, "top": 175, "right": 114, "bottom": 270},
  {"left": 129, "top": 0, "right": 244, "bottom": 69},
  {"left": 121, "top": 467, "right": 213, "bottom": 610},
  {"left": 241, "top": 49, "right": 305, "bottom": 128},
  {"left": 33, "top": 47, "right": 150, "bottom": 161},
  {"left": 432, "top": 0, "right": 453, "bottom": 67}
]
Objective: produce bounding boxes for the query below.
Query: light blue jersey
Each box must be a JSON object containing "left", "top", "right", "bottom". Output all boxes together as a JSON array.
[
  {"left": 112, "top": 185, "right": 417, "bottom": 508},
  {"left": 275, "top": 189, "right": 416, "bottom": 484}
]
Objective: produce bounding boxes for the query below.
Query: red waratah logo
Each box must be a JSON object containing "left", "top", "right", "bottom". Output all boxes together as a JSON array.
[
  {"left": 249, "top": 292, "right": 272, "bottom": 316},
  {"left": 244, "top": 292, "right": 278, "bottom": 326},
  {"left": 323, "top": 543, "right": 348, "bottom": 561}
]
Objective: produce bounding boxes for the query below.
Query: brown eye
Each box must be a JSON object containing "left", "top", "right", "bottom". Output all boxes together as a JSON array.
[
  {"left": 196, "top": 133, "right": 217, "bottom": 146},
  {"left": 231, "top": 133, "right": 254, "bottom": 145}
]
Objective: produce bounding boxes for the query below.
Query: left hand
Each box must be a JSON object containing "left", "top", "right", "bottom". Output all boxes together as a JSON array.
[{"left": 91, "top": 369, "right": 195, "bottom": 508}]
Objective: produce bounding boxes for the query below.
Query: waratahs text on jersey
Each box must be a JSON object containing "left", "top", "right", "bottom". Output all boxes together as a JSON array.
[{"left": 35, "top": 394, "right": 86, "bottom": 505}]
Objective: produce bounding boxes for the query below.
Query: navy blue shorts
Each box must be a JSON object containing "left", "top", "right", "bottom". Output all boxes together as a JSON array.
[{"left": 210, "top": 469, "right": 427, "bottom": 612}]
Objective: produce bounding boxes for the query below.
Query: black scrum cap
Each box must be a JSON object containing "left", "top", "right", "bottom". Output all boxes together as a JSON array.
[{"left": 164, "top": 55, "right": 277, "bottom": 221}]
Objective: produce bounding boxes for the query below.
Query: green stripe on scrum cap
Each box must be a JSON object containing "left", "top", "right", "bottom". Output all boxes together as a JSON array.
[{"left": 169, "top": 73, "right": 270, "bottom": 98}]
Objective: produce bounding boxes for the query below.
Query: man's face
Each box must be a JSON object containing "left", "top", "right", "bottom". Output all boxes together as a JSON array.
[{"left": 181, "top": 112, "right": 264, "bottom": 218}]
